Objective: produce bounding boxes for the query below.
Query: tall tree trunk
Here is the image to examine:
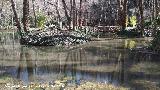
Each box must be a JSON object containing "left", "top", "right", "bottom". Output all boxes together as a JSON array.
[
  {"left": 72, "top": 0, "right": 76, "bottom": 30},
  {"left": 32, "top": 0, "right": 37, "bottom": 28},
  {"left": 10, "top": 0, "right": 22, "bottom": 36},
  {"left": 118, "top": 0, "right": 128, "bottom": 30},
  {"left": 56, "top": 0, "right": 61, "bottom": 22},
  {"left": 152, "top": 0, "right": 159, "bottom": 19},
  {"left": 46, "top": 1, "right": 61, "bottom": 21},
  {"left": 70, "top": 0, "right": 73, "bottom": 29},
  {"left": 152, "top": 0, "right": 155, "bottom": 21},
  {"left": 22, "top": 0, "right": 29, "bottom": 32},
  {"left": 79, "top": 0, "right": 82, "bottom": 27},
  {"left": 139, "top": 0, "right": 144, "bottom": 36},
  {"left": 117, "top": 0, "right": 121, "bottom": 26},
  {"left": 155, "top": 0, "right": 158, "bottom": 17},
  {"left": 152, "top": 0, "right": 158, "bottom": 36},
  {"left": 122, "top": 0, "right": 127, "bottom": 30},
  {"left": 62, "top": 0, "right": 71, "bottom": 30}
]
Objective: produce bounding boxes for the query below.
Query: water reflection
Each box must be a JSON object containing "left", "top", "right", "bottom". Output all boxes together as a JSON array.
[{"left": 0, "top": 32, "right": 160, "bottom": 89}]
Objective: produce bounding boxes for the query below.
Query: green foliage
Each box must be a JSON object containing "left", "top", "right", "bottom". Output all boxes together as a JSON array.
[
  {"left": 149, "top": 16, "right": 160, "bottom": 51},
  {"left": 151, "top": 31, "right": 160, "bottom": 51},
  {"left": 144, "top": 15, "right": 160, "bottom": 28},
  {"left": 130, "top": 16, "right": 137, "bottom": 27},
  {"left": 154, "top": 16, "right": 160, "bottom": 25},
  {"left": 144, "top": 20, "right": 152, "bottom": 28},
  {"left": 36, "top": 14, "right": 46, "bottom": 28},
  {"left": 127, "top": 16, "right": 137, "bottom": 27}
]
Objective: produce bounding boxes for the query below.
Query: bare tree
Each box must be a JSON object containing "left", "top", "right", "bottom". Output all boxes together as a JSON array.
[
  {"left": 22, "top": 0, "right": 29, "bottom": 32},
  {"left": 55, "top": 0, "right": 61, "bottom": 22},
  {"left": 62, "top": 0, "right": 71, "bottom": 30},
  {"left": 46, "top": 1, "right": 61, "bottom": 21},
  {"left": 72, "top": 0, "right": 76, "bottom": 30},
  {"left": 10, "top": 0, "right": 22, "bottom": 36}
]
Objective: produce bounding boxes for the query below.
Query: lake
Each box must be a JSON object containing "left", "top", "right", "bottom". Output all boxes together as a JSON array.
[{"left": 0, "top": 32, "right": 160, "bottom": 90}]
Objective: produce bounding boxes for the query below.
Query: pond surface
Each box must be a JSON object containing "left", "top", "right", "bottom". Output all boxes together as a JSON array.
[{"left": 0, "top": 32, "right": 160, "bottom": 90}]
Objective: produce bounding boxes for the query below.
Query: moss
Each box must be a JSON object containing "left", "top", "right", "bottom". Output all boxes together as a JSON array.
[{"left": 36, "top": 14, "right": 46, "bottom": 28}]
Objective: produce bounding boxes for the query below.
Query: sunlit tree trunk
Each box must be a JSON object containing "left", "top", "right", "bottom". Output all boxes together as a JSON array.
[
  {"left": 79, "top": 0, "right": 82, "bottom": 27},
  {"left": 56, "top": 0, "right": 61, "bottom": 22},
  {"left": 139, "top": 0, "right": 144, "bottom": 36},
  {"left": 118, "top": 0, "right": 128, "bottom": 30},
  {"left": 70, "top": 0, "right": 73, "bottom": 29},
  {"left": 10, "top": 0, "right": 22, "bottom": 36},
  {"left": 72, "top": 0, "right": 76, "bottom": 30},
  {"left": 32, "top": 0, "right": 37, "bottom": 28},
  {"left": 22, "top": 0, "right": 29, "bottom": 32}
]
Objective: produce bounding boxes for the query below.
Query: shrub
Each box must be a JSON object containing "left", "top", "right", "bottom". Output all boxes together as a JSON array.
[
  {"left": 144, "top": 20, "right": 152, "bottom": 28},
  {"left": 36, "top": 14, "right": 46, "bottom": 28},
  {"left": 155, "top": 16, "right": 160, "bottom": 25},
  {"left": 151, "top": 31, "right": 160, "bottom": 51},
  {"left": 130, "top": 16, "right": 137, "bottom": 27}
]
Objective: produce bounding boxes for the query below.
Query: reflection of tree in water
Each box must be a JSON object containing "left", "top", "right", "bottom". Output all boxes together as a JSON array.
[
  {"left": 60, "top": 45, "right": 129, "bottom": 86},
  {"left": 17, "top": 46, "right": 34, "bottom": 83},
  {"left": 57, "top": 48, "right": 89, "bottom": 86},
  {"left": 1, "top": 33, "right": 160, "bottom": 89},
  {"left": 12, "top": 42, "right": 160, "bottom": 89},
  {"left": 117, "top": 53, "right": 125, "bottom": 85},
  {"left": 13, "top": 43, "right": 129, "bottom": 86},
  {"left": 63, "top": 48, "right": 87, "bottom": 75}
]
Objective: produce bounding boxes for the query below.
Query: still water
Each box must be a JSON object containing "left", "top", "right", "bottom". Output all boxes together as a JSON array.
[{"left": 0, "top": 32, "right": 160, "bottom": 90}]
